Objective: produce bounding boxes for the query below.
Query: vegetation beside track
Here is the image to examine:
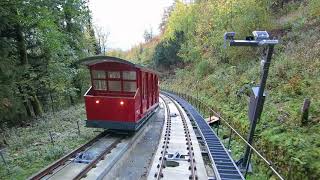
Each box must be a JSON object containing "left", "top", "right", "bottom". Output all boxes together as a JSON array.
[
  {"left": 1, "top": 0, "right": 319, "bottom": 179},
  {"left": 0, "top": 104, "right": 100, "bottom": 180},
  {"left": 117, "top": 1, "right": 320, "bottom": 179}
]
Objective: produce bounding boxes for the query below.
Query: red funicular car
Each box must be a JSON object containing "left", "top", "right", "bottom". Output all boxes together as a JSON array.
[{"left": 80, "top": 56, "right": 159, "bottom": 131}]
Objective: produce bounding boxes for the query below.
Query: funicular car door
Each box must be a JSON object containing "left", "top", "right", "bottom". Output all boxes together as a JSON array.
[
  {"left": 146, "top": 72, "right": 150, "bottom": 110},
  {"left": 141, "top": 72, "right": 147, "bottom": 113},
  {"left": 149, "top": 74, "right": 154, "bottom": 106}
]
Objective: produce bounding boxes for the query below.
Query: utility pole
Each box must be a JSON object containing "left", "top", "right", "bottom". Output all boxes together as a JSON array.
[
  {"left": 242, "top": 44, "right": 274, "bottom": 168},
  {"left": 224, "top": 31, "right": 278, "bottom": 171}
]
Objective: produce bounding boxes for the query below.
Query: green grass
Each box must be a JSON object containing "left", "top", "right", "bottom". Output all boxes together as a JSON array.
[
  {"left": 0, "top": 104, "right": 100, "bottom": 180},
  {"left": 161, "top": 11, "right": 320, "bottom": 179}
]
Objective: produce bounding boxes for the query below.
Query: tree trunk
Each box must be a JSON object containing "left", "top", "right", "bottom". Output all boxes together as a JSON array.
[
  {"left": 50, "top": 91, "right": 55, "bottom": 112},
  {"left": 15, "top": 24, "right": 28, "bottom": 65},
  {"left": 23, "top": 100, "right": 34, "bottom": 117},
  {"left": 30, "top": 95, "right": 43, "bottom": 116},
  {"left": 18, "top": 83, "right": 34, "bottom": 118},
  {"left": 69, "top": 95, "right": 75, "bottom": 105},
  {"left": 16, "top": 23, "right": 43, "bottom": 117}
]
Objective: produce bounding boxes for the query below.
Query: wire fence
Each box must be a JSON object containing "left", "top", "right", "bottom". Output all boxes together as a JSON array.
[
  {"left": 37, "top": 92, "right": 84, "bottom": 113},
  {"left": 163, "top": 89, "right": 284, "bottom": 180}
]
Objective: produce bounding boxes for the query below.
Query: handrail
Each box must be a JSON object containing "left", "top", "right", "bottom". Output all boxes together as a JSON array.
[
  {"left": 84, "top": 86, "right": 138, "bottom": 99},
  {"left": 84, "top": 86, "right": 93, "bottom": 96},
  {"left": 133, "top": 88, "right": 140, "bottom": 99},
  {"left": 163, "top": 89, "right": 284, "bottom": 180}
]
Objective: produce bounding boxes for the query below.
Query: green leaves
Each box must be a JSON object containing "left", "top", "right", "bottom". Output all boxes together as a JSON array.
[
  {"left": 0, "top": 0, "right": 96, "bottom": 126},
  {"left": 160, "top": 1, "right": 320, "bottom": 179},
  {"left": 153, "top": 31, "right": 185, "bottom": 68}
]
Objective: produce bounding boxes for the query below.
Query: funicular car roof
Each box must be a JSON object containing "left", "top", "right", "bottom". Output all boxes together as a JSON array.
[{"left": 79, "top": 55, "right": 158, "bottom": 74}]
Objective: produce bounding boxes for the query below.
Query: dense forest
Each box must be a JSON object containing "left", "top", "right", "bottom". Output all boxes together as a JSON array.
[
  {"left": 118, "top": 0, "right": 320, "bottom": 179},
  {"left": 0, "top": 0, "right": 100, "bottom": 127}
]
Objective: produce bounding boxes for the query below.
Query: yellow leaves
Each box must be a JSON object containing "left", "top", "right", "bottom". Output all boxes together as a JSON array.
[
  {"left": 308, "top": 0, "right": 320, "bottom": 18},
  {"left": 163, "top": 1, "right": 193, "bottom": 40},
  {"left": 283, "top": 75, "right": 303, "bottom": 95}
]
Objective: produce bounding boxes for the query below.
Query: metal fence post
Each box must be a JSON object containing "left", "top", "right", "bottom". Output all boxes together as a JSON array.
[
  {"left": 77, "top": 121, "right": 81, "bottom": 135},
  {"left": 202, "top": 103, "right": 205, "bottom": 115},
  {"left": 49, "top": 131, "right": 54, "bottom": 146},
  {"left": 216, "top": 113, "right": 221, "bottom": 136},
  {"left": 216, "top": 121, "right": 220, "bottom": 136},
  {"left": 227, "top": 128, "right": 233, "bottom": 150}
]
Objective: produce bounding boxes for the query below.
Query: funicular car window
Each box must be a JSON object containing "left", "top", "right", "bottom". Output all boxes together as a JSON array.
[
  {"left": 123, "top": 82, "right": 136, "bottom": 92},
  {"left": 108, "top": 81, "right": 121, "bottom": 91},
  {"left": 92, "top": 70, "right": 106, "bottom": 79},
  {"left": 93, "top": 80, "right": 107, "bottom": 90},
  {"left": 122, "top": 71, "right": 136, "bottom": 80},
  {"left": 108, "top": 71, "right": 120, "bottom": 79},
  {"left": 92, "top": 70, "right": 138, "bottom": 92}
]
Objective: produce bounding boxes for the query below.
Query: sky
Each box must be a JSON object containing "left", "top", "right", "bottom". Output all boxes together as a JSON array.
[{"left": 89, "top": 0, "right": 174, "bottom": 50}]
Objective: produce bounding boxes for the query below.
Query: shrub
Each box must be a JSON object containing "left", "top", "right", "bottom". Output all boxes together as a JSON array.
[
  {"left": 195, "top": 60, "right": 214, "bottom": 78},
  {"left": 308, "top": 0, "right": 320, "bottom": 18},
  {"left": 153, "top": 31, "right": 185, "bottom": 68}
]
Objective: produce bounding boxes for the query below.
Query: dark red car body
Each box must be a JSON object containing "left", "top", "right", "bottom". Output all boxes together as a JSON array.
[{"left": 81, "top": 56, "right": 159, "bottom": 131}]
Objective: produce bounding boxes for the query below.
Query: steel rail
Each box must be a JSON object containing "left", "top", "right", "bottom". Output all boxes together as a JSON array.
[
  {"left": 28, "top": 131, "right": 109, "bottom": 180},
  {"left": 154, "top": 95, "right": 171, "bottom": 179},
  {"left": 166, "top": 90, "right": 284, "bottom": 180},
  {"left": 165, "top": 95, "right": 197, "bottom": 180},
  {"left": 73, "top": 137, "right": 123, "bottom": 180}
]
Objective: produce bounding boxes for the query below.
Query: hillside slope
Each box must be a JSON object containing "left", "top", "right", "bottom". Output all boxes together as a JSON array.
[
  {"left": 118, "top": 0, "right": 320, "bottom": 179},
  {"left": 159, "top": 1, "right": 320, "bottom": 179}
]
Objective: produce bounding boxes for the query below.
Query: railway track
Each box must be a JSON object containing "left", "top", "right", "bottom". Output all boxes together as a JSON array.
[
  {"left": 28, "top": 93, "right": 244, "bottom": 180},
  {"left": 154, "top": 96, "right": 171, "bottom": 179},
  {"left": 150, "top": 95, "right": 208, "bottom": 180},
  {"left": 28, "top": 131, "right": 124, "bottom": 180}
]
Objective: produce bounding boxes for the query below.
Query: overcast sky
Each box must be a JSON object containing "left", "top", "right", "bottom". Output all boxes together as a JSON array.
[{"left": 89, "top": 0, "right": 173, "bottom": 50}]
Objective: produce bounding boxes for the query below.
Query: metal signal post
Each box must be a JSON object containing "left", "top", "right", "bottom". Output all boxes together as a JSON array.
[{"left": 224, "top": 31, "right": 278, "bottom": 172}]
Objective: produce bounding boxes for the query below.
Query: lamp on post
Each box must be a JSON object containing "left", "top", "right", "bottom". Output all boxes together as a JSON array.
[{"left": 224, "top": 31, "right": 279, "bottom": 173}]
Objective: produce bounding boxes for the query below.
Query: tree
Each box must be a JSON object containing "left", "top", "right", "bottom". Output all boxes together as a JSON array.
[
  {"left": 0, "top": 0, "right": 96, "bottom": 127},
  {"left": 153, "top": 31, "right": 184, "bottom": 68},
  {"left": 159, "top": 3, "right": 175, "bottom": 33},
  {"left": 143, "top": 27, "right": 153, "bottom": 42},
  {"left": 94, "top": 26, "right": 110, "bottom": 55}
]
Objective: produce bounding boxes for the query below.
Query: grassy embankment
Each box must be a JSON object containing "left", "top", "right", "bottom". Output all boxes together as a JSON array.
[
  {"left": 161, "top": 3, "right": 320, "bottom": 180},
  {"left": 0, "top": 104, "right": 100, "bottom": 180}
]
